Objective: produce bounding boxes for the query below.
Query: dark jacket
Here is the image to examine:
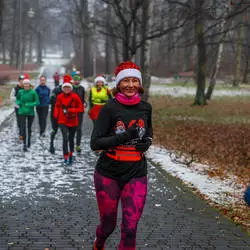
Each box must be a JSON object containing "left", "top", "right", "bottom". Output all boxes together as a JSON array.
[
  {"left": 72, "top": 84, "right": 85, "bottom": 107},
  {"left": 90, "top": 98, "right": 153, "bottom": 182}
]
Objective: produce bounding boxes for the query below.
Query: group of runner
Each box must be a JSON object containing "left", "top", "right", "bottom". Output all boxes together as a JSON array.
[{"left": 10, "top": 69, "right": 112, "bottom": 164}]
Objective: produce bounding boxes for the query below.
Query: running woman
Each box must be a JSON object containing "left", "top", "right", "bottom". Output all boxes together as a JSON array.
[
  {"left": 90, "top": 61, "right": 153, "bottom": 250},
  {"left": 10, "top": 74, "right": 24, "bottom": 138},
  {"left": 53, "top": 77, "right": 84, "bottom": 165},
  {"left": 16, "top": 78, "right": 40, "bottom": 151},
  {"left": 49, "top": 81, "right": 63, "bottom": 154},
  {"left": 88, "top": 75, "right": 112, "bottom": 126},
  {"left": 35, "top": 75, "right": 50, "bottom": 137},
  {"left": 72, "top": 74, "right": 86, "bottom": 153}
]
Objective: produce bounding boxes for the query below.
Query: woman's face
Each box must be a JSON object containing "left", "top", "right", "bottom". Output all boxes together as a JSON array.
[
  {"left": 119, "top": 77, "right": 140, "bottom": 97},
  {"left": 40, "top": 77, "right": 46, "bottom": 85},
  {"left": 63, "top": 86, "right": 72, "bottom": 94},
  {"left": 96, "top": 81, "right": 104, "bottom": 89},
  {"left": 23, "top": 83, "right": 30, "bottom": 90}
]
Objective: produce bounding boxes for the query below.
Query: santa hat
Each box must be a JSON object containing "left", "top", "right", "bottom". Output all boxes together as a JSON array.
[
  {"left": 62, "top": 74, "right": 73, "bottom": 89},
  {"left": 23, "top": 78, "right": 31, "bottom": 84},
  {"left": 94, "top": 75, "right": 106, "bottom": 85},
  {"left": 115, "top": 61, "right": 142, "bottom": 86},
  {"left": 23, "top": 73, "right": 30, "bottom": 79}
]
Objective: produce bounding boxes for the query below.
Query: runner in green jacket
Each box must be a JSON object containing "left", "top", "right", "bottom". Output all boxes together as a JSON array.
[{"left": 16, "top": 79, "right": 40, "bottom": 151}]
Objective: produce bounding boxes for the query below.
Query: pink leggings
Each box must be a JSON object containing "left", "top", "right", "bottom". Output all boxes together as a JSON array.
[{"left": 94, "top": 170, "right": 147, "bottom": 250}]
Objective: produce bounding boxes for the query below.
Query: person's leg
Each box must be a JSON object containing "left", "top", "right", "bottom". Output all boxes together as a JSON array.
[
  {"left": 59, "top": 124, "right": 69, "bottom": 161},
  {"left": 41, "top": 106, "right": 49, "bottom": 135},
  {"left": 118, "top": 176, "right": 147, "bottom": 250},
  {"left": 15, "top": 107, "right": 21, "bottom": 136},
  {"left": 94, "top": 170, "right": 121, "bottom": 249},
  {"left": 76, "top": 112, "right": 83, "bottom": 151},
  {"left": 68, "top": 126, "right": 77, "bottom": 163},
  {"left": 20, "top": 115, "right": 28, "bottom": 150},
  {"left": 19, "top": 115, "right": 26, "bottom": 142},
  {"left": 27, "top": 115, "right": 34, "bottom": 147},
  {"left": 36, "top": 106, "right": 43, "bottom": 135},
  {"left": 49, "top": 114, "right": 58, "bottom": 153}
]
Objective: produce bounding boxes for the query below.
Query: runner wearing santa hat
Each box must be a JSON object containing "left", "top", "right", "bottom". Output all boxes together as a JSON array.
[
  {"left": 16, "top": 78, "right": 40, "bottom": 151},
  {"left": 53, "top": 75, "right": 84, "bottom": 165},
  {"left": 88, "top": 75, "right": 112, "bottom": 125},
  {"left": 90, "top": 61, "right": 153, "bottom": 250}
]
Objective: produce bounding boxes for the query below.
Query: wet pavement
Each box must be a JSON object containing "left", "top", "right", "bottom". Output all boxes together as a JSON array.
[{"left": 0, "top": 113, "right": 249, "bottom": 250}]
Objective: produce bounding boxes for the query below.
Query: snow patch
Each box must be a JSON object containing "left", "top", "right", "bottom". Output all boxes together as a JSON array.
[
  {"left": 147, "top": 146, "right": 245, "bottom": 206},
  {"left": 0, "top": 107, "right": 14, "bottom": 126}
]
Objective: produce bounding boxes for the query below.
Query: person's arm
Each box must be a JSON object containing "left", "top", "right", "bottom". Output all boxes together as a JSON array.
[
  {"left": 106, "top": 88, "right": 113, "bottom": 99},
  {"left": 25, "top": 91, "right": 40, "bottom": 107},
  {"left": 67, "top": 95, "right": 84, "bottom": 113},
  {"left": 53, "top": 94, "right": 61, "bottom": 119},
  {"left": 88, "top": 89, "right": 93, "bottom": 109},
  {"left": 10, "top": 88, "right": 16, "bottom": 104},
  {"left": 135, "top": 104, "right": 153, "bottom": 152},
  {"left": 90, "top": 106, "right": 138, "bottom": 151},
  {"left": 16, "top": 91, "right": 22, "bottom": 106}
]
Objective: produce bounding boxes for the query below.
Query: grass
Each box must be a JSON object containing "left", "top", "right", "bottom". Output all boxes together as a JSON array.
[
  {"left": 150, "top": 95, "right": 250, "bottom": 233},
  {"left": 153, "top": 95, "right": 250, "bottom": 124}
]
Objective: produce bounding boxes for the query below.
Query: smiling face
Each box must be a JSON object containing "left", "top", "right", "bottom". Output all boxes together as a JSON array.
[
  {"left": 63, "top": 86, "right": 72, "bottom": 94},
  {"left": 96, "top": 81, "right": 104, "bottom": 90},
  {"left": 118, "top": 77, "right": 140, "bottom": 97},
  {"left": 23, "top": 83, "right": 30, "bottom": 90}
]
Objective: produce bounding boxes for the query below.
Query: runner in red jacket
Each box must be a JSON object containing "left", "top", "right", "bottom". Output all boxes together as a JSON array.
[{"left": 54, "top": 76, "right": 84, "bottom": 165}]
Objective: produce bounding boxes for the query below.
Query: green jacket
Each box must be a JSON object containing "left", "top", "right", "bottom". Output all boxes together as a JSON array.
[{"left": 16, "top": 89, "right": 40, "bottom": 116}]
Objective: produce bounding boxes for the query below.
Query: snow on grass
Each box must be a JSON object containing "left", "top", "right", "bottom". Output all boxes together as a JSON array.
[
  {"left": 147, "top": 146, "right": 245, "bottom": 206},
  {"left": 150, "top": 85, "right": 250, "bottom": 97},
  {"left": 0, "top": 107, "right": 14, "bottom": 125}
]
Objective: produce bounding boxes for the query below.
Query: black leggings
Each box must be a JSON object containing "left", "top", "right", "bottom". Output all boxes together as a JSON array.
[
  {"left": 76, "top": 112, "right": 84, "bottom": 146},
  {"left": 36, "top": 106, "right": 49, "bottom": 135},
  {"left": 59, "top": 124, "right": 77, "bottom": 155},
  {"left": 19, "top": 115, "right": 34, "bottom": 146},
  {"left": 15, "top": 107, "right": 21, "bottom": 136},
  {"left": 50, "top": 112, "right": 59, "bottom": 147}
]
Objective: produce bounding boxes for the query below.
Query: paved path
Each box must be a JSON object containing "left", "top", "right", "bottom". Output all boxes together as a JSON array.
[{"left": 0, "top": 113, "right": 249, "bottom": 250}]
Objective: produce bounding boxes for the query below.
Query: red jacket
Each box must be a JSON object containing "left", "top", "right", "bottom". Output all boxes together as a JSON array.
[{"left": 54, "top": 92, "right": 84, "bottom": 127}]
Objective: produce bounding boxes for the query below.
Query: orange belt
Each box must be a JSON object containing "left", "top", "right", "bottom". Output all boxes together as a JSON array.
[{"left": 106, "top": 146, "right": 143, "bottom": 162}]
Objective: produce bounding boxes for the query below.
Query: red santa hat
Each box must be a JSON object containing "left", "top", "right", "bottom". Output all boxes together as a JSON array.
[
  {"left": 23, "top": 73, "right": 30, "bottom": 79},
  {"left": 115, "top": 61, "right": 142, "bottom": 86},
  {"left": 94, "top": 75, "right": 106, "bottom": 85},
  {"left": 62, "top": 74, "right": 73, "bottom": 89}
]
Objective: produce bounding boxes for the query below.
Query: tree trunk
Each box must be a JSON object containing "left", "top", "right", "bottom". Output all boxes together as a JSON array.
[
  {"left": 233, "top": 20, "right": 244, "bottom": 87},
  {"left": 140, "top": 0, "right": 152, "bottom": 101},
  {"left": 28, "top": 33, "right": 33, "bottom": 62},
  {"left": 0, "top": 0, "right": 4, "bottom": 40},
  {"left": 242, "top": 56, "right": 249, "bottom": 84},
  {"left": 2, "top": 40, "right": 6, "bottom": 63},
  {"left": 205, "top": 20, "right": 225, "bottom": 100},
  {"left": 242, "top": 25, "right": 250, "bottom": 84},
  {"left": 105, "top": 4, "right": 111, "bottom": 74},
  {"left": 193, "top": 0, "right": 207, "bottom": 106},
  {"left": 10, "top": 0, "right": 18, "bottom": 65},
  {"left": 82, "top": 0, "right": 92, "bottom": 77},
  {"left": 37, "top": 32, "right": 42, "bottom": 64},
  {"left": 111, "top": 35, "right": 120, "bottom": 66}
]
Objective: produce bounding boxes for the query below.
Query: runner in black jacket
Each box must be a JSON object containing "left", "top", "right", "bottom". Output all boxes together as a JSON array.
[
  {"left": 90, "top": 61, "right": 153, "bottom": 250},
  {"left": 49, "top": 84, "right": 62, "bottom": 153},
  {"left": 72, "top": 74, "right": 85, "bottom": 153}
]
